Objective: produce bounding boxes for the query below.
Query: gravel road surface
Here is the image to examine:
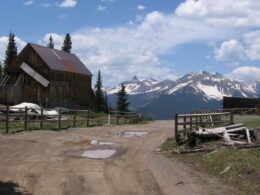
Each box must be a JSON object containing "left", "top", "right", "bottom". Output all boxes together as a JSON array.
[{"left": 0, "top": 121, "right": 239, "bottom": 195}]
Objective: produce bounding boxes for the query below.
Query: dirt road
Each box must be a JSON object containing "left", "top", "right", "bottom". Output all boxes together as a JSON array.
[{"left": 0, "top": 121, "right": 239, "bottom": 195}]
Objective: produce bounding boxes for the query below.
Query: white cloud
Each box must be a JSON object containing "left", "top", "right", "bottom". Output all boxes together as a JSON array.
[
  {"left": 24, "top": 0, "right": 34, "bottom": 6},
  {"left": 214, "top": 30, "right": 260, "bottom": 64},
  {"left": 0, "top": 36, "right": 27, "bottom": 61},
  {"left": 244, "top": 30, "right": 260, "bottom": 60},
  {"left": 137, "top": 5, "right": 146, "bottom": 11},
  {"left": 57, "top": 0, "right": 77, "bottom": 8},
  {"left": 214, "top": 39, "right": 246, "bottom": 63},
  {"left": 97, "top": 5, "right": 106, "bottom": 11},
  {"left": 175, "top": 0, "right": 260, "bottom": 28},
  {"left": 39, "top": 10, "right": 234, "bottom": 86},
  {"left": 227, "top": 66, "right": 260, "bottom": 82},
  {"left": 3, "top": 1, "right": 260, "bottom": 85},
  {"left": 39, "top": 33, "right": 64, "bottom": 49}
]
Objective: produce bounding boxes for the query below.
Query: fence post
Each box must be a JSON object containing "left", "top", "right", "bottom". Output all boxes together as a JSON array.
[
  {"left": 73, "top": 112, "right": 76, "bottom": 128},
  {"left": 87, "top": 110, "right": 89, "bottom": 127},
  {"left": 175, "top": 114, "right": 180, "bottom": 144},
  {"left": 107, "top": 114, "right": 111, "bottom": 126},
  {"left": 58, "top": 108, "right": 61, "bottom": 129},
  {"left": 183, "top": 116, "right": 187, "bottom": 136},
  {"left": 116, "top": 112, "right": 119, "bottom": 125},
  {"left": 24, "top": 106, "right": 28, "bottom": 131},
  {"left": 190, "top": 116, "right": 193, "bottom": 131},
  {"left": 230, "top": 111, "right": 234, "bottom": 124},
  {"left": 256, "top": 104, "right": 260, "bottom": 115},
  {"left": 40, "top": 107, "right": 43, "bottom": 129},
  {"left": 6, "top": 105, "right": 9, "bottom": 133}
]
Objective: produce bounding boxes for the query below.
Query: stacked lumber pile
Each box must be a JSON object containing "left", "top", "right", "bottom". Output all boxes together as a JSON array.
[{"left": 176, "top": 123, "right": 260, "bottom": 154}]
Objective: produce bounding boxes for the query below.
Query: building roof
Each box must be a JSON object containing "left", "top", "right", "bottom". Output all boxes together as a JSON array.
[{"left": 29, "top": 43, "right": 92, "bottom": 76}]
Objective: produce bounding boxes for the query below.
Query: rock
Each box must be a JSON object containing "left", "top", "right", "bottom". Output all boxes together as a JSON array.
[{"left": 220, "top": 166, "right": 231, "bottom": 175}]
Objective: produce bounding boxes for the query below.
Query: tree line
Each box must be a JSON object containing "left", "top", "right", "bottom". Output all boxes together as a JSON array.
[{"left": 94, "top": 70, "right": 129, "bottom": 113}]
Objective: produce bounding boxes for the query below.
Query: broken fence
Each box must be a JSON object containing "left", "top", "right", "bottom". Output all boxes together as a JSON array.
[{"left": 175, "top": 112, "right": 234, "bottom": 144}]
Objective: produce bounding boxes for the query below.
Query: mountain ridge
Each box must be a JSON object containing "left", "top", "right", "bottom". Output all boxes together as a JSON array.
[{"left": 105, "top": 71, "right": 259, "bottom": 119}]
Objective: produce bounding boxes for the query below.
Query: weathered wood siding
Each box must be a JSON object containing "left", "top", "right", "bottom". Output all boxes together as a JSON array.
[
  {"left": 0, "top": 44, "right": 93, "bottom": 108},
  {"left": 223, "top": 96, "right": 260, "bottom": 109}
]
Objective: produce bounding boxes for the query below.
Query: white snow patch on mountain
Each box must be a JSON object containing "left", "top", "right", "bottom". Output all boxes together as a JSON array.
[
  {"left": 167, "top": 82, "right": 191, "bottom": 94},
  {"left": 145, "top": 86, "right": 162, "bottom": 93},
  {"left": 197, "top": 83, "right": 229, "bottom": 100}
]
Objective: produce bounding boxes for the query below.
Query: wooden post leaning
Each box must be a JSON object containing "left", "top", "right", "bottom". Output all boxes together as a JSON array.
[{"left": 6, "top": 105, "right": 9, "bottom": 134}]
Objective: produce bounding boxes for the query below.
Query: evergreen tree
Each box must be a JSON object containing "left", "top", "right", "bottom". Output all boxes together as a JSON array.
[
  {"left": 116, "top": 83, "right": 129, "bottom": 112},
  {"left": 47, "top": 35, "right": 54, "bottom": 49},
  {"left": 94, "top": 70, "right": 105, "bottom": 112},
  {"left": 4, "top": 32, "right": 17, "bottom": 74},
  {"left": 0, "top": 61, "right": 3, "bottom": 82},
  {"left": 62, "top": 33, "right": 72, "bottom": 53}
]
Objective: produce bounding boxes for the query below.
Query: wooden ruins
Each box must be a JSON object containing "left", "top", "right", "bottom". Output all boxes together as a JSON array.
[{"left": 174, "top": 109, "right": 260, "bottom": 153}]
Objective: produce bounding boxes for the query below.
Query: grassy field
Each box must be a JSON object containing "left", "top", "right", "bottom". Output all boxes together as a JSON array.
[
  {"left": 161, "top": 114, "right": 260, "bottom": 194},
  {"left": 234, "top": 114, "right": 260, "bottom": 128}
]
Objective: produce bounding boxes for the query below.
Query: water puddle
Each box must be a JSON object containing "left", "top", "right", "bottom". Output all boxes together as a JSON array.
[
  {"left": 82, "top": 149, "right": 116, "bottom": 159},
  {"left": 121, "top": 131, "right": 148, "bottom": 137},
  {"left": 99, "top": 141, "right": 115, "bottom": 145},
  {"left": 90, "top": 140, "right": 116, "bottom": 145}
]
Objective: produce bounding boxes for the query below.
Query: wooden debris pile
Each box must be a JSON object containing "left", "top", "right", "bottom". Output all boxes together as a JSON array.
[{"left": 176, "top": 123, "right": 260, "bottom": 154}]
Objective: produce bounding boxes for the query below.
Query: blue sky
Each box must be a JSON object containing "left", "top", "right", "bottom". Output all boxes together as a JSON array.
[{"left": 0, "top": 0, "right": 260, "bottom": 86}]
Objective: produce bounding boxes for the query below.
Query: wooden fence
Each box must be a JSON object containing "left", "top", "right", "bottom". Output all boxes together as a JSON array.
[
  {"left": 220, "top": 107, "right": 258, "bottom": 115},
  {"left": 175, "top": 112, "right": 233, "bottom": 144},
  {"left": 0, "top": 106, "right": 142, "bottom": 133}
]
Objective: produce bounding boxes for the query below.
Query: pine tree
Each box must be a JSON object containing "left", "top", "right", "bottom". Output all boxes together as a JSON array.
[
  {"left": 94, "top": 70, "right": 105, "bottom": 112},
  {"left": 4, "top": 32, "right": 17, "bottom": 74},
  {"left": 62, "top": 33, "right": 72, "bottom": 53},
  {"left": 116, "top": 83, "right": 129, "bottom": 112},
  {"left": 0, "top": 61, "right": 3, "bottom": 82},
  {"left": 47, "top": 35, "right": 54, "bottom": 49}
]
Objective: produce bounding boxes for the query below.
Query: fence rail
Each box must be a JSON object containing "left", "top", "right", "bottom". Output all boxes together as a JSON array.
[
  {"left": 220, "top": 107, "right": 257, "bottom": 114},
  {"left": 175, "top": 111, "right": 233, "bottom": 144},
  {"left": 0, "top": 106, "right": 142, "bottom": 133}
]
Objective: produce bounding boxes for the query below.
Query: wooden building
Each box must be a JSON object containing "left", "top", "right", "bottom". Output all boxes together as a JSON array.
[
  {"left": 223, "top": 96, "right": 260, "bottom": 109},
  {"left": 0, "top": 43, "right": 95, "bottom": 108}
]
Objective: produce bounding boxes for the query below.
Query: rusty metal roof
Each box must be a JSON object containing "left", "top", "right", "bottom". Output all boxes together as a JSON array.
[{"left": 29, "top": 43, "right": 92, "bottom": 76}]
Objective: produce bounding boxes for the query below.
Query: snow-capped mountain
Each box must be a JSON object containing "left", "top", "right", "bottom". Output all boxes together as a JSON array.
[
  {"left": 106, "top": 71, "right": 257, "bottom": 100},
  {"left": 106, "top": 76, "right": 159, "bottom": 95},
  {"left": 105, "top": 71, "right": 259, "bottom": 119}
]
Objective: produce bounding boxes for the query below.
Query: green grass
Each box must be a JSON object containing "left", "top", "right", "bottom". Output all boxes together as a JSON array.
[
  {"left": 0, "top": 115, "right": 144, "bottom": 134},
  {"left": 160, "top": 137, "right": 177, "bottom": 151},
  {"left": 188, "top": 149, "right": 260, "bottom": 194},
  {"left": 234, "top": 115, "right": 260, "bottom": 128},
  {"left": 160, "top": 137, "right": 260, "bottom": 194}
]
